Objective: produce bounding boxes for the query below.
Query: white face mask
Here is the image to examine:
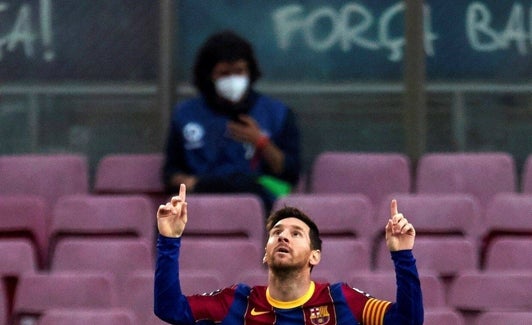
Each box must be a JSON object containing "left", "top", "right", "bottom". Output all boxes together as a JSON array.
[{"left": 214, "top": 75, "right": 249, "bottom": 103}]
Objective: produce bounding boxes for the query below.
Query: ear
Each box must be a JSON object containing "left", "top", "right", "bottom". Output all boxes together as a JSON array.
[
  {"left": 263, "top": 253, "right": 267, "bottom": 264},
  {"left": 309, "top": 249, "right": 321, "bottom": 267}
]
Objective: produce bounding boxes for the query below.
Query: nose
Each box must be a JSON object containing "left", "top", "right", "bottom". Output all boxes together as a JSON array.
[{"left": 277, "top": 231, "right": 289, "bottom": 243}]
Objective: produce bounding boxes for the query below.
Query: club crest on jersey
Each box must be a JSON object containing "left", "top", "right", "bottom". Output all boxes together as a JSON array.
[{"left": 309, "top": 306, "right": 330, "bottom": 325}]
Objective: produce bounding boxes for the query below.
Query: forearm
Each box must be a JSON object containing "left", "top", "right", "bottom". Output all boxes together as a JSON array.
[
  {"left": 383, "top": 250, "right": 424, "bottom": 325},
  {"left": 154, "top": 235, "right": 194, "bottom": 325}
]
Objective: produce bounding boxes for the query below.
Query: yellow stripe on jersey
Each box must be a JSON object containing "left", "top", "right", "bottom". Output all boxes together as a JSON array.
[{"left": 362, "top": 298, "right": 391, "bottom": 325}]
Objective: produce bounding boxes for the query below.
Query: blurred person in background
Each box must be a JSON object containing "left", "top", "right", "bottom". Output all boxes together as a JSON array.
[{"left": 162, "top": 30, "right": 301, "bottom": 212}]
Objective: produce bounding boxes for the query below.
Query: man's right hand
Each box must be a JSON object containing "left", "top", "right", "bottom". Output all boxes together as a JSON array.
[{"left": 157, "top": 184, "right": 187, "bottom": 238}]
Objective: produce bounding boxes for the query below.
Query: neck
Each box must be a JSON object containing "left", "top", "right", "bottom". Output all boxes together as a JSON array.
[{"left": 267, "top": 269, "right": 313, "bottom": 302}]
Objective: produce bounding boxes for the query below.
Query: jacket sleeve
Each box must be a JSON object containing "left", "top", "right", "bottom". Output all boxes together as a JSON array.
[
  {"left": 162, "top": 109, "right": 189, "bottom": 193},
  {"left": 383, "top": 250, "right": 424, "bottom": 325},
  {"left": 271, "top": 107, "right": 301, "bottom": 185},
  {"left": 154, "top": 235, "right": 195, "bottom": 325}
]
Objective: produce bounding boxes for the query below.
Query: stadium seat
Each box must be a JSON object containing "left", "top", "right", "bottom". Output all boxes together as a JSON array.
[
  {"left": 348, "top": 271, "right": 446, "bottom": 309},
  {"left": 0, "top": 240, "right": 38, "bottom": 278},
  {"left": 50, "top": 238, "right": 153, "bottom": 297},
  {"left": 522, "top": 154, "right": 532, "bottom": 192},
  {"left": 482, "top": 193, "right": 532, "bottom": 264},
  {"left": 184, "top": 194, "right": 266, "bottom": 250},
  {"left": 484, "top": 237, "right": 532, "bottom": 271},
  {"left": 12, "top": 272, "right": 117, "bottom": 325},
  {"left": 0, "top": 154, "right": 89, "bottom": 214},
  {"left": 424, "top": 309, "right": 465, "bottom": 325},
  {"left": 416, "top": 152, "right": 517, "bottom": 208},
  {"left": 48, "top": 194, "right": 155, "bottom": 258},
  {"left": 124, "top": 271, "right": 214, "bottom": 324},
  {"left": 309, "top": 152, "right": 412, "bottom": 207},
  {"left": 0, "top": 196, "right": 48, "bottom": 266},
  {"left": 375, "top": 237, "right": 477, "bottom": 277},
  {"left": 37, "top": 308, "right": 137, "bottom": 325},
  {"left": 273, "top": 193, "right": 376, "bottom": 245},
  {"left": 94, "top": 153, "right": 168, "bottom": 207},
  {"left": 312, "top": 238, "right": 371, "bottom": 282},
  {"left": 474, "top": 311, "right": 532, "bottom": 325},
  {"left": 376, "top": 193, "right": 482, "bottom": 240},
  {"left": 448, "top": 272, "right": 532, "bottom": 312},
  {"left": 179, "top": 239, "right": 263, "bottom": 287}
]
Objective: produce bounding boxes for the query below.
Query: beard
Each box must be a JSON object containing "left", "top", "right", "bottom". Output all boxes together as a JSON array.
[{"left": 267, "top": 255, "right": 309, "bottom": 278}]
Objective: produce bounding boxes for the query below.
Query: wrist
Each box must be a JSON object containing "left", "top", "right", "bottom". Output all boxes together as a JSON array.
[{"left": 255, "top": 135, "right": 270, "bottom": 151}]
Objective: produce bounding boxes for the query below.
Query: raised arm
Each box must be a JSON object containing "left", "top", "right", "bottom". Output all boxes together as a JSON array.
[{"left": 383, "top": 200, "right": 423, "bottom": 325}]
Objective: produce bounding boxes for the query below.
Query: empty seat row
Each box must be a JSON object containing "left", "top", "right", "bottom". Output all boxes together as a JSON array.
[{"left": 2, "top": 151, "right": 532, "bottom": 210}]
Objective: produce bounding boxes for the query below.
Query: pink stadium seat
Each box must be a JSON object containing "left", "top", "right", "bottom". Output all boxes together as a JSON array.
[
  {"left": 375, "top": 237, "right": 477, "bottom": 277},
  {"left": 0, "top": 154, "right": 89, "bottom": 214},
  {"left": 348, "top": 271, "right": 446, "bottom": 309},
  {"left": 273, "top": 193, "right": 376, "bottom": 245},
  {"left": 0, "top": 240, "right": 38, "bottom": 278},
  {"left": 12, "top": 272, "right": 117, "bottom": 324},
  {"left": 124, "top": 271, "right": 217, "bottom": 325},
  {"left": 0, "top": 196, "right": 48, "bottom": 266},
  {"left": 416, "top": 152, "right": 517, "bottom": 208},
  {"left": 50, "top": 238, "right": 153, "bottom": 296},
  {"left": 94, "top": 153, "right": 168, "bottom": 207},
  {"left": 312, "top": 238, "right": 371, "bottom": 282},
  {"left": 448, "top": 272, "right": 532, "bottom": 312},
  {"left": 310, "top": 152, "right": 412, "bottom": 206},
  {"left": 179, "top": 239, "right": 263, "bottom": 287},
  {"left": 376, "top": 193, "right": 482, "bottom": 239},
  {"left": 49, "top": 194, "right": 155, "bottom": 257},
  {"left": 37, "top": 308, "right": 137, "bottom": 325},
  {"left": 185, "top": 194, "right": 266, "bottom": 250},
  {"left": 474, "top": 311, "right": 532, "bottom": 325},
  {"left": 424, "top": 309, "right": 465, "bottom": 325},
  {"left": 522, "top": 154, "right": 532, "bottom": 192},
  {"left": 484, "top": 237, "right": 532, "bottom": 271},
  {"left": 483, "top": 193, "right": 532, "bottom": 237}
]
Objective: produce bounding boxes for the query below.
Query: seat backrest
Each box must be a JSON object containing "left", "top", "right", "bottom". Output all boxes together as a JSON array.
[
  {"left": 474, "top": 311, "right": 532, "bottom": 325},
  {"left": 37, "top": 308, "right": 137, "bottom": 325},
  {"left": 49, "top": 194, "right": 154, "bottom": 256},
  {"left": 376, "top": 193, "right": 482, "bottom": 239},
  {"left": 273, "top": 193, "right": 376, "bottom": 244},
  {"left": 0, "top": 154, "right": 89, "bottom": 213},
  {"left": 416, "top": 152, "right": 517, "bottom": 208},
  {"left": 179, "top": 239, "right": 263, "bottom": 287},
  {"left": 424, "top": 309, "right": 465, "bottom": 325},
  {"left": 50, "top": 238, "right": 153, "bottom": 293},
  {"left": 375, "top": 237, "right": 477, "bottom": 277},
  {"left": 484, "top": 193, "right": 532, "bottom": 237},
  {"left": 310, "top": 152, "right": 411, "bottom": 206},
  {"left": 312, "top": 238, "right": 371, "bottom": 282},
  {"left": 0, "top": 239, "right": 38, "bottom": 278},
  {"left": 185, "top": 194, "right": 265, "bottom": 250},
  {"left": 94, "top": 153, "right": 165, "bottom": 194},
  {"left": 484, "top": 237, "right": 532, "bottom": 271},
  {"left": 522, "top": 154, "right": 532, "bottom": 192},
  {"left": 448, "top": 272, "right": 532, "bottom": 312},
  {"left": 0, "top": 195, "right": 49, "bottom": 266},
  {"left": 348, "top": 271, "right": 446, "bottom": 308},
  {"left": 13, "top": 272, "right": 116, "bottom": 324}
]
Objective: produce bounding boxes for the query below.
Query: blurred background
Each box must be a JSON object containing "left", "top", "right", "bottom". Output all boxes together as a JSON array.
[{"left": 1, "top": 0, "right": 530, "bottom": 185}]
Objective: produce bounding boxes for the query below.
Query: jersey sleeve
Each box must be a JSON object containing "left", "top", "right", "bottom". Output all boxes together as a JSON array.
[{"left": 382, "top": 250, "right": 424, "bottom": 325}]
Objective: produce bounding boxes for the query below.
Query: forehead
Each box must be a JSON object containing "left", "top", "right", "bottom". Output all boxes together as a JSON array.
[
  {"left": 212, "top": 59, "right": 248, "bottom": 71},
  {"left": 271, "top": 217, "right": 310, "bottom": 232}
]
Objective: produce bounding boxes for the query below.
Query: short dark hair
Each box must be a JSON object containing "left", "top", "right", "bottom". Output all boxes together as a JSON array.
[
  {"left": 266, "top": 206, "right": 322, "bottom": 251},
  {"left": 192, "top": 30, "right": 262, "bottom": 97}
]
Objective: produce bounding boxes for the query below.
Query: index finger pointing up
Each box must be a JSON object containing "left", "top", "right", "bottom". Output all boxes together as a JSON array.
[
  {"left": 179, "top": 183, "right": 187, "bottom": 201},
  {"left": 390, "top": 199, "right": 398, "bottom": 217}
]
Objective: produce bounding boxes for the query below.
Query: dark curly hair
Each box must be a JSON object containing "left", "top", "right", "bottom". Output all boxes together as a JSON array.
[
  {"left": 266, "top": 206, "right": 322, "bottom": 251},
  {"left": 193, "top": 30, "right": 262, "bottom": 99}
]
